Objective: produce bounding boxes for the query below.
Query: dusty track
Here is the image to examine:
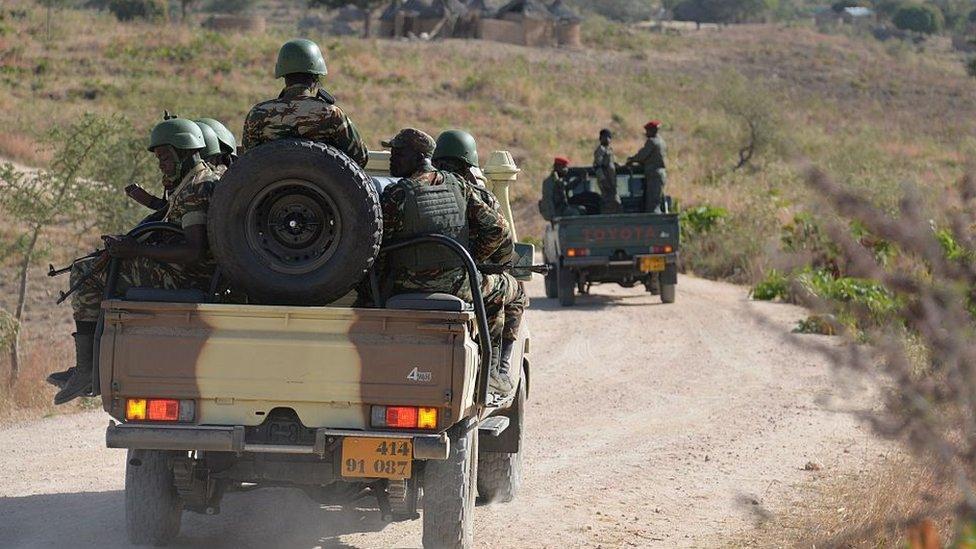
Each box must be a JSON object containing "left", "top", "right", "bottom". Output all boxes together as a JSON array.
[{"left": 0, "top": 276, "right": 886, "bottom": 548}]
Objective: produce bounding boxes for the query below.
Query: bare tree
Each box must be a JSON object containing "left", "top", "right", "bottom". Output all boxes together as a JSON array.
[{"left": 717, "top": 72, "right": 781, "bottom": 172}]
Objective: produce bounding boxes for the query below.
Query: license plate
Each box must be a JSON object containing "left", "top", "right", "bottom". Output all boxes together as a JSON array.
[
  {"left": 341, "top": 437, "right": 413, "bottom": 480},
  {"left": 639, "top": 256, "right": 666, "bottom": 272}
]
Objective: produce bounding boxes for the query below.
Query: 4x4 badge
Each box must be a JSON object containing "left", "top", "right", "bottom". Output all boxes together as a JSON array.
[{"left": 406, "top": 367, "right": 432, "bottom": 383}]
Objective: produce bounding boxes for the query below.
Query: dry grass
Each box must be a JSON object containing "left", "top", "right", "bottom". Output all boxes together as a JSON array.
[{"left": 741, "top": 457, "right": 957, "bottom": 547}]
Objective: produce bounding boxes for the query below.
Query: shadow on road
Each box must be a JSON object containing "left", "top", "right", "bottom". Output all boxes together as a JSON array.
[
  {"left": 0, "top": 488, "right": 406, "bottom": 549},
  {"left": 529, "top": 291, "right": 663, "bottom": 311}
]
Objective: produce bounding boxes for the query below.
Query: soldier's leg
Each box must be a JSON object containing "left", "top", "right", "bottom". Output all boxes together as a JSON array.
[
  {"left": 598, "top": 177, "right": 621, "bottom": 213},
  {"left": 644, "top": 172, "right": 665, "bottom": 213},
  {"left": 480, "top": 273, "right": 523, "bottom": 398},
  {"left": 48, "top": 258, "right": 106, "bottom": 389},
  {"left": 55, "top": 258, "right": 178, "bottom": 403}
]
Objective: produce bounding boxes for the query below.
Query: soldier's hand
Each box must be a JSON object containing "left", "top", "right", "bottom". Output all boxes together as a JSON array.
[{"left": 103, "top": 235, "right": 140, "bottom": 259}]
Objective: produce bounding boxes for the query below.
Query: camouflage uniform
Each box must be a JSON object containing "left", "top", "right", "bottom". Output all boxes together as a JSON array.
[
  {"left": 70, "top": 163, "right": 219, "bottom": 322},
  {"left": 593, "top": 143, "right": 620, "bottom": 213},
  {"left": 630, "top": 136, "right": 668, "bottom": 212},
  {"left": 242, "top": 82, "right": 368, "bottom": 167},
  {"left": 381, "top": 167, "right": 522, "bottom": 342}
]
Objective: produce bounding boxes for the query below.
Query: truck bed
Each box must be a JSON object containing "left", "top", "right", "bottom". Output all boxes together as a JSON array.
[{"left": 98, "top": 301, "right": 478, "bottom": 430}]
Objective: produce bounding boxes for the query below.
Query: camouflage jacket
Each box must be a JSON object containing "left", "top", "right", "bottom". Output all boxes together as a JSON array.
[
  {"left": 381, "top": 168, "right": 510, "bottom": 299},
  {"left": 162, "top": 161, "right": 220, "bottom": 282},
  {"left": 242, "top": 82, "right": 369, "bottom": 167}
]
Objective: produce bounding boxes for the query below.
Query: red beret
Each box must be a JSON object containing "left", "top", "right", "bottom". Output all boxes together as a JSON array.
[
  {"left": 644, "top": 120, "right": 662, "bottom": 130},
  {"left": 553, "top": 156, "right": 570, "bottom": 167}
]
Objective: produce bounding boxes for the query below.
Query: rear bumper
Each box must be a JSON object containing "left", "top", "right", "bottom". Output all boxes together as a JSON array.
[
  {"left": 106, "top": 421, "right": 450, "bottom": 460},
  {"left": 563, "top": 252, "right": 678, "bottom": 268}
]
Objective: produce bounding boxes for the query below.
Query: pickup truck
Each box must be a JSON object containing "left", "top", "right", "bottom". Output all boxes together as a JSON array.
[
  {"left": 543, "top": 166, "right": 680, "bottom": 306},
  {"left": 92, "top": 142, "right": 532, "bottom": 549}
]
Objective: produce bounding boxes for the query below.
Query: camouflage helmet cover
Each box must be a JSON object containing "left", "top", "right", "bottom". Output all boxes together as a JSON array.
[
  {"left": 432, "top": 129, "right": 479, "bottom": 168},
  {"left": 381, "top": 128, "right": 436, "bottom": 156},
  {"left": 195, "top": 118, "right": 237, "bottom": 154},
  {"left": 148, "top": 118, "right": 206, "bottom": 152},
  {"left": 274, "top": 38, "right": 328, "bottom": 79},
  {"left": 194, "top": 122, "right": 221, "bottom": 157}
]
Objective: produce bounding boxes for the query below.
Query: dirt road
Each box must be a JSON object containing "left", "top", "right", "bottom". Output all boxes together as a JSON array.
[{"left": 0, "top": 276, "right": 886, "bottom": 548}]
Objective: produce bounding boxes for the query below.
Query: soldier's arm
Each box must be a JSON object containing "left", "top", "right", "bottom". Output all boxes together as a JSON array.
[
  {"left": 241, "top": 108, "right": 259, "bottom": 151},
  {"left": 111, "top": 180, "right": 214, "bottom": 264},
  {"left": 380, "top": 183, "right": 407, "bottom": 244},
  {"left": 327, "top": 107, "right": 369, "bottom": 168},
  {"left": 628, "top": 142, "right": 653, "bottom": 165},
  {"left": 466, "top": 189, "right": 511, "bottom": 263}
]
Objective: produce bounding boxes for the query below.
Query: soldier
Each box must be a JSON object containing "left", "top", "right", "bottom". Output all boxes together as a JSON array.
[
  {"left": 196, "top": 117, "right": 237, "bottom": 174},
  {"left": 539, "top": 157, "right": 579, "bottom": 221},
  {"left": 195, "top": 122, "right": 224, "bottom": 174},
  {"left": 382, "top": 128, "right": 522, "bottom": 397},
  {"left": 627, "top": 120, "right": 668, "bottom": 213},
  {"left": 432, "top": 130, "right": 528, "bottom": 393},
  {"left": 242, "top": 38, "right": 368, "bottom": 167},
  {"left": 51, "top": 118, "right": 220, "bottom": 404},
  {"left": 593, "top": 128, "right": 619, "bottom": 213}
]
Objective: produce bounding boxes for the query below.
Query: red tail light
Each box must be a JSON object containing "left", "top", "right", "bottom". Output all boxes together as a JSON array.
[
  {"left": 566, "top": 248, "right": 590, "bottom": 257},
  {"left": 371, "top": 405, "right": 439, "bottom": 429},
  {"left": 125, "top": 398, "right": 194, "bottom": 422},
  {"left": 651, "top": 245, "right": 673, "bottom": 254},
  {"left": 148, "top": 399, "right": 179, "bottom": 421},
  {"left": 386, "top": 406, "right": 418, "bottom": 429}
]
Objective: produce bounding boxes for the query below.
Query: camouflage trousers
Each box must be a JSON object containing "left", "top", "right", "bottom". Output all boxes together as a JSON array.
[
  {"left": 481, "top": 272, "right": 527, "bottom": 345},
  {"left": 70, "top": 256, "right": 207, "bottom": 322}
]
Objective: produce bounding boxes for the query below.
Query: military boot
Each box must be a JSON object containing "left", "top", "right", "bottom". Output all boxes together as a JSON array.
[
  {"left": 53, "top": 330, "right": 95, "bottom": 405},
  {"left": 45, "top": 366, "right": 75, "bottom": 389},
  {"left": 488, "top": 339, "right": 516, "bottom": 402}
]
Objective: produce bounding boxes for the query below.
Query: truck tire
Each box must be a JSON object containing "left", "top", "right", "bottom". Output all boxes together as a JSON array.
[
  {"left": 661, "top": 283, "right": 676, "bottom": 304},
  {"left": 477, "top": 377, "right": 524, "bottom": 504},
  {"left": 208, "top": 139, "right": 382, "bottom": 305},
  {"left": 422, "top": 423, "right": 477, "bottom": 549},
  {"left": 125, "top": 449, "right": 182, "bottom": 546},
  {"left": 543, "top": 267, "right": 558, "bottom": 299},
  {"left": 557, "top": 266, "right": 575, "bottom": 307}
]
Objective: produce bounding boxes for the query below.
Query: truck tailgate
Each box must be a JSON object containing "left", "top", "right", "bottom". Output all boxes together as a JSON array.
[
  {"left": 557, "top": 213, "right": 679, "bottom": 256},
  {"left": 99, "top": 301, "right": 478, "bottom": 429}
]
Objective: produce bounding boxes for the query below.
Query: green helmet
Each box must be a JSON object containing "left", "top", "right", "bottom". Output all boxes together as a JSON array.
[
  {"left": 274, "top": 38, "right": 328, "bottom": 79},
  {"left": 432, "top": 130, "right": 479, "bottom": 168},
  {"left": 195, "top": 118, "right": 237, "bottom": 154},
  {"left": 147, "top": 118, "right": 205, "bottom": 152},
  {"left": 194, "top": 122, "right": 221, "bottom": 157}
]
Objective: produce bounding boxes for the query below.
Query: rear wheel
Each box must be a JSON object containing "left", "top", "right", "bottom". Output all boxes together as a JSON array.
[
  {"left": 422, "top": 423, "right": 477, "bottom": 549},
  {"left": 125, "top": 449, "right": 182, "bottom": 546},
  {"left": 477, "top": 377, "right": 525, "bottom": 504},
  {"left": 661, "top": 284, "right": 676, "bottom": 304},
  {"left": 557, "top": 266, "right": 575, "bottom": 307},
  {"left": 543, "top": 266, "right": 557, "bottom": 298}
]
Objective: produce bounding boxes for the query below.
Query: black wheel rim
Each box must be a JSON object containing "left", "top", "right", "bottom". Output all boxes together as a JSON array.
[{"left": 245, "top": 179, "right": 341, "bottom": 275}]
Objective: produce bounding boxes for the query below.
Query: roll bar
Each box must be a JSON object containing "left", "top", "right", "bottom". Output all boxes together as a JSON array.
[{"left": 377, "top": 234, "right": 494, "bottom": 407}]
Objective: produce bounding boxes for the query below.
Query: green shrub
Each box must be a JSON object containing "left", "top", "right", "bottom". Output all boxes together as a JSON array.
[
  {"left": 108, "top": 0, "right": 167, "bottom": 21},
  {"left": 681, "top": 205, "right": 728, "bottom": 234},
  {"left": 798, "top": 268, "right": 899, "bottom": 326},
  {"left": 892, "top": 3, "right": 944, "bottom": 34},
  {"left": 750, "top": 269, "right": 791, "bottom": 301}
]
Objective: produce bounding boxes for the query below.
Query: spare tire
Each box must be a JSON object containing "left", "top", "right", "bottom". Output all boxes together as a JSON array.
[{"left": 208, "top": 139, "right": 382, "bottom": 305}]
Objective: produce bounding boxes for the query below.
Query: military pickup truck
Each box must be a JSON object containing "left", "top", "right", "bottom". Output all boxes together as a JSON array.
[
  {"left": 543, "top": 166, "right": 680, "bottom": 306},
  {"left": 92, "top": 141, "right": 532, "bottom": 549}
]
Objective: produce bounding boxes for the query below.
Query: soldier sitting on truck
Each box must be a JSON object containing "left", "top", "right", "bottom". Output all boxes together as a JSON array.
[
  {"left": 381, "top": 128, "right": 523, "bottom": 397},
  {"left": 539, "top": 157, "right": 580, "bottom": 222},
  {"left": 242, "top": 38, "right": 368, "bottom": 168},
  {"left": 196, "top": 117, "right": 237, "bottom": 175},
  {"left": 626, "top": 120, "right": 668, "bottom": 213},
  {"left": 432, "top": 130, "right": 528, "bottom": 396},
  {"left": 51, "top": 119, "right": 221, "bottom": 404}
]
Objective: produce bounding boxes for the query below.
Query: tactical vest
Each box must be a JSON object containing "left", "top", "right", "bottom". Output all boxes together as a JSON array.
[{"left": 387, "top": 173, "right": 470, "bottom": 271}]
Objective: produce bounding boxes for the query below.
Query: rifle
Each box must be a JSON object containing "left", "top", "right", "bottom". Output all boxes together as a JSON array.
[
  {"left": 55, "top": 249, "right": 111, "bottom": 305},
  {"left": 478, "top": 263, "right": 550, "bottom": 276},
  {"left": 48, "top": 249, "right": 103, "bottom": 278}
]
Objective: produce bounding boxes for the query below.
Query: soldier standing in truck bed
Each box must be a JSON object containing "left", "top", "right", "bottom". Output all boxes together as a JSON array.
[
  {"left": 539, "top": 157, "right": 579, "bottom": 221},
  {"left": 627, "top": 120, "right": 668, "bottom": 213},
  {"left": 242, "top": 38, "right": 368, "bottom": 167},
  {"left": 593, "top": 128, "right": 620, "bottom": 213}
]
